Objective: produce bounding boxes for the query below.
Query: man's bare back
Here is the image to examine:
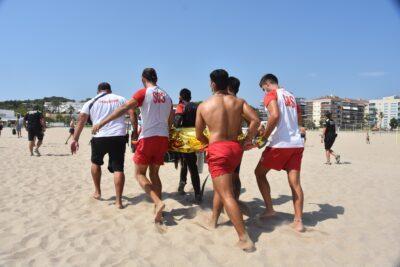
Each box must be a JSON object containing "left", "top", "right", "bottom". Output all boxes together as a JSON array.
[{"left": 196, "top": 93, "right": 257, "bottom": 144}]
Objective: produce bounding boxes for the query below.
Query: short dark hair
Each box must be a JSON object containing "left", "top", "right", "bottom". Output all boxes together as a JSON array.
[
  {"left": 142, "top": 68, "right": 158, "bottom": 83},
  {"left": 180, "top": 88, "right": 191, "bottom": 101},
  {"left": 210, "top": 69, "right": 229, "bottom": 91},
  {"left": 259, "top": 73, "right": 278, "bottom": 88},
  {"left": 325, "top": 111, "right": 332, "bottom": 119},
  {"left": 98, "top": 82, "right": 111, "bottom": 92},
  {"left": 228, "top": 76, "right": 240, "bottom": 95}
]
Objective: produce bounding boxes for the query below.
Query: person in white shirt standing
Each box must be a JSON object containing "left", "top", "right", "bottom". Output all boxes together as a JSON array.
[
  {"left": 71, "top": 82, "right": 135, "bottom": 209},
  {"left": 254, "top": 74, "right": 305, "bottom": 232},
  {"left": 92, "top": 68, "right": 173, "bottom": 227}
]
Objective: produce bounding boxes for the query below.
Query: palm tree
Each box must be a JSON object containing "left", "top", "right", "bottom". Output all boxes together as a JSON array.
[
  {"left": 68, "top": 105, "right": 75, "bottom": 115},
  {"left": 378, "top": 112, "right": 384, "bottom": 130}
]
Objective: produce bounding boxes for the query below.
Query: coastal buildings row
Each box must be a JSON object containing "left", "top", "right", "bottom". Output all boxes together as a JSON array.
[{"left": 258, "top": 95, "right": 399, "bottom": 130}]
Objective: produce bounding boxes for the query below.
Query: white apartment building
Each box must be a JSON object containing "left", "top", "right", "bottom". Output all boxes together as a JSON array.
[{"left": 368, "top": 96, "right": 400, "bottom": 129}]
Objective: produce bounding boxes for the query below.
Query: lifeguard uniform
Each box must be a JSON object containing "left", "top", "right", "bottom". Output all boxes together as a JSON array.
[
  {"left": 207, "top": 140, "right": 243, "bottom": 179},
  {"left": 261, "top": 88, "right": 304, "bottom": 171},
  {"left": 132, "top": 86, "right": 172, "bottom": 165}
]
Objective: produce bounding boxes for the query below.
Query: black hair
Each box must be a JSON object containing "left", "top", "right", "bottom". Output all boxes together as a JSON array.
[
  {"left": 98, "top": 82, "right": 111, "bottom": 92},
  {"left": 210, "top": 69, "right": 229, "bottom": 91},
  {"left": 179, "top": 88, "right": 191, "bottom": 101},
  {"left": 325, "top": 111, "right": 332, "bottom": 119},
  {"left": 228, "top": 76, "right": 240, "bottom": 95},
  {"left": 142, "top": 68, "right": 158, "bottom": 84},
  {"left": 259, "top": 73, "right": 279, "bottom": 88}
]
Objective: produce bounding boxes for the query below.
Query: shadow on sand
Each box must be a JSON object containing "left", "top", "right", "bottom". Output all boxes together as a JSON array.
[
  {"left": 103, "top": 191, "right": 344, "bottom": 242},
  {"left": 44, "top": 153, "right": 71, "bottom": 157}
]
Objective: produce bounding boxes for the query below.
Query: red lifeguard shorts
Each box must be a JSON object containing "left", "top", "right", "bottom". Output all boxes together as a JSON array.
[
  {"left": 260, "top": 147, "right": 304, "bottom": 171},
  {"left": 206, "top": 141, "right": 243, "bottom": 179},
  {"left": 133, "top": 136, "right": 169, "bottom": 165}
]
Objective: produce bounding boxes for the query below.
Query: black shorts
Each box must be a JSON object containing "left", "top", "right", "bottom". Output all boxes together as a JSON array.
[
  {"left": 69, "top": 128, "right": 75, "bottom": 134},
  {"left": 91, "top": 136, "right": 126, "bottom": 172},
  {"left": 301, "top": 133, "right": 306, "bottom": 139},
  {"left": 28, "top": 129, "right": 44, "bottom": 141},
  {"left": 324, "top": 135, "right": 336, "bottom": 150}
]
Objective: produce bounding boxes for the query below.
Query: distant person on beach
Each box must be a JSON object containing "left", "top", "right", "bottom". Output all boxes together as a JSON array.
[
  {"left": 174, "top": 88, "right": 202, "bottom": 203},
  {"left": 196, "top": 69, "right": 260, "bottom": 252},
  {"left": 300, "top": 127, "right": 307, "bottom": 143},
  {"left": 227, "top": 76, "right": 244, "bottom": 200},
  {"left": 71, "top": 82, "right": 134, "bottom": 209},
  {"left": 24, "top": 106, "right": 46, "bottom": 156},
  {"left": 92, "top": 68, "right": 173, "bottom": 227},
  {"left": 366, "top": 131, "right": 370, "bottom": 144},
  {"left": 65, "top": 118, "right": 75, "bottom": 144},
  {"left": 16, "top": 114, "right": 24, "bottom": 138},
  {"left": 254, "top": 74, "right": 305, "bottom": 232},
  {"left": 0, "top": 120, "right": 3, "bottom": 137},
  {"left": 323, "top": 112, "right": 340, "bottom": 164}
]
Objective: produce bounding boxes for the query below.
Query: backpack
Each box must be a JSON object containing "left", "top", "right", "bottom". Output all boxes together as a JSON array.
[{"left": 181, "top": 102, "right": 197, "bottom": 127}]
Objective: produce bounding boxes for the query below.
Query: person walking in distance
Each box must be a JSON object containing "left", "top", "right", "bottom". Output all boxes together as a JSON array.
[{"left": 24, "top": 106, "right": 46, "bottom": 156}]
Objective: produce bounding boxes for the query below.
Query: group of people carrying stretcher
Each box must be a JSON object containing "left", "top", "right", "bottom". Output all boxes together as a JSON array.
[{"left": 71, "top": 68, "right": 305, "bottom": 252}]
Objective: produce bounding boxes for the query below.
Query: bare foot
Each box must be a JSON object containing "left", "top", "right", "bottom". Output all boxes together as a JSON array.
[
  {"left": 236, "top": 234, "right": 256, "bottom": 252},
  {"left": 115, "top": 201, "right": 124, "bottom": 209},
  {"left": 154, "top": 202, "right": 165, "bottom": 222},
  {"left": 292, "top": 219, "right": 305, "bottom": 232},
  {"left": 92, "top": 192, "right": 101, "bottom": 200},
  {"left": 154, "top": 221, "right": 167, "bottom": 234},
  {"left": 195, "top": 216, "right": 217, "bottom": 231},
  {"left": 259, "top": 210, "right": 277, "bottom": 219}
]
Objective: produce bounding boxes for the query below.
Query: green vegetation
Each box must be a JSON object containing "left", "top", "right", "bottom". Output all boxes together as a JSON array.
[
  {"left": 0, "top": 96, "right": 74, "bottom": 115},
  {"left": 389, "top": 117, "right": 398, "bottom": 130}
]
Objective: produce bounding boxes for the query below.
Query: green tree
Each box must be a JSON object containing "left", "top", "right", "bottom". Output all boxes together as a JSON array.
[
  {"left": 67, "top": 105, "right": 75, "bottom": 115},
  {"left": 389, "top": 117, "right": 398, "bottom": 130}
]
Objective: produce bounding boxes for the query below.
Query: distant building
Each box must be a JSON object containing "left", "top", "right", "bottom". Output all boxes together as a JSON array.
[
  {"left": 368, "top": 96, "right": 400, "bottom": 129},
  {"left": 0, "top": 109, "right": 17, "bottom": 123},
  {"left": 44, "top": 101, "right": 85, "bottom": 114},
  {"left": 304, "top": 96, "right": 367, "bottom": 129},
  {"left": 258, "top": 100, "right": 268, "bottom": 121}
]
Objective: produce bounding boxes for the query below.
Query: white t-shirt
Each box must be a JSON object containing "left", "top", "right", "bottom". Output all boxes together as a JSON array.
[
  {"left": 81, "top": 93, "right": 127, "bottom": 138},
  {"left": 264, "top": 88, "right": 303, "bottom": 148},
  {"left": 132, "top": 86, "right": 172, "bottom": 140}
]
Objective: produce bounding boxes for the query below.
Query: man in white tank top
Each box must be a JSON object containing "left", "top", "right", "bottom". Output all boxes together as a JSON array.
[
  {"left": 254, "top": 74, "right": 305, "bottom": 232},
  {"left": 92, "top": 68, "right": 173, "bottom": 228}
]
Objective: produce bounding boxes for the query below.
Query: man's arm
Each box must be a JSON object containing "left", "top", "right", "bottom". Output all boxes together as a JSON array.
[
  {"left": 195, "top": 104, "right": 208, "bottom": 145},
  {"left": 242, "top": 101, "right": 260, "bottom": 142},
  {"left": 263, "top": 100, "right": 280, "bottom": 140},
  {"left": 297, "top": 106, "right": 303, "bottom": 127},
  {"left": 92, "top": 98, "right": 138, "bottom": 134},
  {"left": 168, "top": 106, "right": 174, "bottom": 130},
  {"left": 73, "top": 113, "right": 89, "bottom": 142},
  {"left": 128, "top": 108, "right": 138, "bottom": 139}
]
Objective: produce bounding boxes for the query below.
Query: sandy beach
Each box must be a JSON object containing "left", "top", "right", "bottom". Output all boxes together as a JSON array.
[{"left": 0, "top": 128, "right": 399, "bottom": 266}]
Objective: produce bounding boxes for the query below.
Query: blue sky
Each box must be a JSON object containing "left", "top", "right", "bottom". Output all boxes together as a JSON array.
[{"left": 0, "top": 0, "right": 399, "bottom": 106}]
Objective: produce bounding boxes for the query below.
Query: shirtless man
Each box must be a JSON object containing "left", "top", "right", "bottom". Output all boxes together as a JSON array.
[
  {"left": 92, "top": 68, "right": 173, "bottom": 225},
  {"left": 196, "top": 69, "right": 260, "bottom": 252},
  {"left": 254, "top": 74, "right": 305, "bottom": 232}
]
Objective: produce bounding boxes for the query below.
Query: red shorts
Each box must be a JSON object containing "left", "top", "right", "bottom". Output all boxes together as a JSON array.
[
  {"left": 260, "top": 147, "right": 304, "bottom": 171},
  {"left": 206, "top": 141, "right": 243, "bottom": 179},
  {"left": 133, "top": 136, "right": 169, "bottom": 165}
]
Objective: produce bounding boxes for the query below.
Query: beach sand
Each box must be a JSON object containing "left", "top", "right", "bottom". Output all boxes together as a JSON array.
[{"left": 0, "top": 128, "right": 399, "bottom": 266}]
